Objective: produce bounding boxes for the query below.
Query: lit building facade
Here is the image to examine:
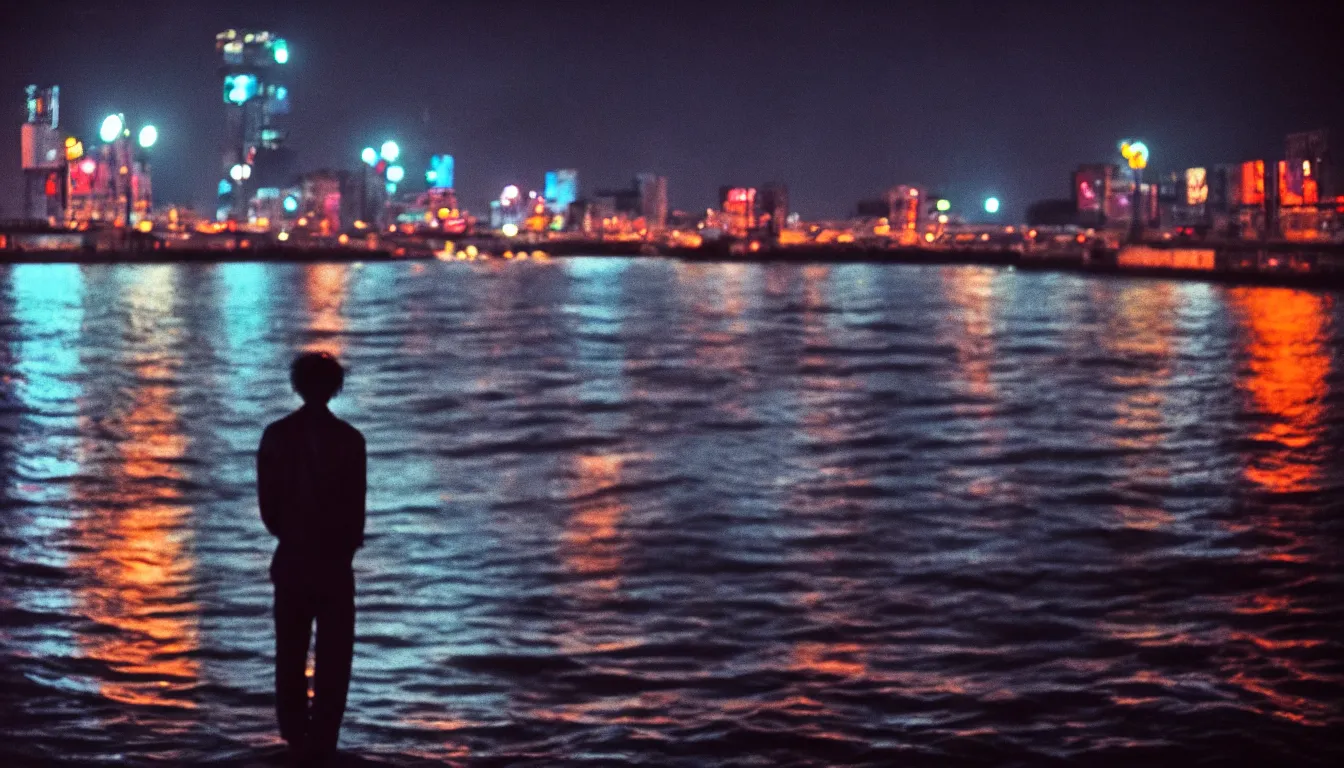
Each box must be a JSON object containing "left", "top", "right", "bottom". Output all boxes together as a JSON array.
[
  {"left": 758, "top": 182, "right": 788, "bottom": 237},
  {"left": 20, "top": 85, "right": 64, "bottom": 220},
  {"left": 636, "top": 173, "right": 667, "bottom": 232},
  {"left": 427, "top": 154, "right": 455, "bottom": 191},
  {"left": 545, "top": 169, "right": 579, "bottom": 220},
  {"left": 719, "top": 186, "right": 757, "bottom": 236},
  {"left": 216, "top": 29, "right": 292, "bottom": 221}
]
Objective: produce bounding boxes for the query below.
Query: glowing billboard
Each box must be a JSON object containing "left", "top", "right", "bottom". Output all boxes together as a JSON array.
[
  {"left": 544, "top": 169, "right": 577, "bottom": 212},
  {"left": 1240, "top": 161, "right": 1265, "bottom": 206},
  {"left": 428, "top": 155, "right": 455, "bottom": 189},
  {"left": 1185, "top": 168, "right": 1208, "bottom": 205},
  {"left": 224, "top": 74, "right": 259, "bottom": 105},
  {"left": 1278, "top": 160, "right": 1304, "bottom": 207}
]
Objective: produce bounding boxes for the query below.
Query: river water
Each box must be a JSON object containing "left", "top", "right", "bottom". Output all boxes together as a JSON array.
[{"left": 1, "top": 258, "right": 1341, "bottom": 766}]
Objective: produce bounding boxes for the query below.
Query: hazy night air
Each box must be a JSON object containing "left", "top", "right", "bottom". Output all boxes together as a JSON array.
[{"left": 0, "top": 1, "right": 1337, "bottom": 219}]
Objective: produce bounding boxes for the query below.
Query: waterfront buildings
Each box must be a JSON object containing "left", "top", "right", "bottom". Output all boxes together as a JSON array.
[
  {"left": 18, "top": 85, "right": 155, "bottom": 228},
  {"left": 719, "top": 187, "right": 757, "bottom": 236},
  {"left": 636, "top": 173, "right": 668, "bottom": 232},
  {"left": 216, "top": 29, "right": 292, "bottom": 222},
  {"left": 20, "top": 85, "right": 63, "bottom": 220},
  {"left": 758, "top": 183, "right": 788, "bottom": 238},
  {"left": 545, "top": 169, "right": 578, "bottom": 223}
]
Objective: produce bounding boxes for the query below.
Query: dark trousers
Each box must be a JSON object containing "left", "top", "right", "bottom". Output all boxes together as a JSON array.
[{"left": 273, "top": 575, "right": 355, "bottom": 752}]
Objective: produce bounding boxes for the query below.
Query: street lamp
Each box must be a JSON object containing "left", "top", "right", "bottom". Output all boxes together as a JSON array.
[
  {"left": 984, "top": 197, "right": 1001, "bottom": 215},
  {"left": 138, "top": 125, "right": 158, "bottom": 149},
  {"left": 380, "top": 140, "right": 399, "bottom": 163},
  {"left": 361, "top": 147, "right": 377, "bottom": 166},
  {"left": 1120, "top": 140, "right": 1150, "bottom": 241},
  {"left": 99, "top": 114, "right": 124, "bottom": 143}
]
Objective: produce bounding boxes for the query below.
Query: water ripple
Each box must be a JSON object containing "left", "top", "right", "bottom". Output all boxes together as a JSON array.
[{"left": 1, "top": 261, "right": 1342, "bottom": 765}]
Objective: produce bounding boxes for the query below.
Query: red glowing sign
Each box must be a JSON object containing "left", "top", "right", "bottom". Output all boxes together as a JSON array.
[
  {"left": 1278, "top": 160, "right": 1304, "bottom": 207},
  {"left": 70, "top": 161, "right": 96, "bottom": 196},
  {"left": 1240, "top": 160, "right": 1265, "bottom": 206}
]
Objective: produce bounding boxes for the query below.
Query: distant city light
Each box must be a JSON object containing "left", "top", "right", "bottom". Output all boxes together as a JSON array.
[
  {"left": 502, "top": 184, "right": 520, "bottom": 201},
  {"left": 224, "top": 74, "right": 258, "bottom": 105},
  {"left": 1120, "top": 140, "right": 1149, "bottom": 171},
  {"left": 218, "top": 179, "right": 232, "bottom": 196},
  {"left": 501, "top": 223, "right": 519, "bottom": 237},
  {"left": 361, "top": 147, "right": 377, "bottom": 166},
  {"left": 380, "top": 140, "right": 399, "bottom": 163},
  {"left": 80, "top": 159, "right": 97, "bottom": 174},
  {"left": 426, "top": 170, "right": 437, "bottom": 184},
  {"left": 984, "top": 197, "right": 1000, "bottom": 214},
  {"left": 229, "top": 163, "right": 251, "bottom": 182},
  {"left": 937, "top": 214, "right": 949, "bottom": 224},
  {"left": 283, "top": 195, "right": 299, "bottom": 213},
  {"left": 99, "top": 114, "right": 124, "bottom": 143},
  {"left": 428, "top": 155, "right": 454, "bottom": 189},
  {"left": 386, "top": 165, "right": 405, "bottom": 183},
  {"left": 936, "top": 198, "right": 951, "bottom": 212},
  {"left": 273, "top": 40, "right": 289, "bottom": 64},
  {"left": 137, "top": 125, "right": 158, "bottom": 149},
  {"left": 277, "top": 231, "right": 290, "bottom": 241},
  {"left": 385, "top": 181, "right": 396, "bottom": 195}
]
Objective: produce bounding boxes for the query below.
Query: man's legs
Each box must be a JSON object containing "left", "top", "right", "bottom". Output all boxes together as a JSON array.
[
  {"left": 309, "top": 578, "right": 356, "bottom": 754},
  {"left": 273, "top": 581, "right": 314, "bottom": 748}
]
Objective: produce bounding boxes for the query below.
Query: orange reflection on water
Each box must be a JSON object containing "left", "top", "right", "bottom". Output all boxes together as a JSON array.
[
  {"left": 304, "top": 263, "right": 349, "bottom": 356},
  {"left": 1101, "top": 283, "right": 1178, "bottom": 531},
  {"left": 796, "top": 265, "right": 873, "bottom": 503},
  {"left": 939, "top": 266, "right": 997, "bottom": 402},
  {"left": 790, "top": 641, "right": 866, "bottom": 679},
  {"left": 560, "top": 454, "right": 630, "bottom": 595},
  {"left": 679, "top": 263, "right": 751, "bottom": 379},
  {"left": 1227, "top": 288, "right": 1332, "bottom": 494},
  {"left": 938, "top": 267, "right": 1016, "bottom": 506},
  {"left": 73, "top": 270, "right": 199, "bottom": 713}
]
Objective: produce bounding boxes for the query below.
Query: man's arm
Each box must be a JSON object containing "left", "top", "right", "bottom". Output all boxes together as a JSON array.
[{"left": 256, "top": 426, "right": 283, "bottom": 538}]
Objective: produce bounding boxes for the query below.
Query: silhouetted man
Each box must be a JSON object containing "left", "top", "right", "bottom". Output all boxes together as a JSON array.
[{"left": 257, "top": 352, "right": 366, "bottom": 763}]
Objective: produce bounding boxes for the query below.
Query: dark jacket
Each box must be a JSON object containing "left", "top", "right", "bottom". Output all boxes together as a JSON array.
[{"left": 257, "top": 404, "right": 366, "bottom": 585}]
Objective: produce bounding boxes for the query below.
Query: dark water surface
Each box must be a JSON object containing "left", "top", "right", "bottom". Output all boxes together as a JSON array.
[{"left": 1, "top": 259, "right": 1342, "bottom": 766}]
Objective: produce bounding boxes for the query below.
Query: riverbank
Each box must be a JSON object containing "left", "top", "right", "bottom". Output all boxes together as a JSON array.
[{"left": 5, "top": 231, "right": 1344, "bottom": 291}]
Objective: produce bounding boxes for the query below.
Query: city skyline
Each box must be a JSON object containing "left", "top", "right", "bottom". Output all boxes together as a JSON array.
[{"left": 1, "top": 0, "right": 1338, "bottom": 220}]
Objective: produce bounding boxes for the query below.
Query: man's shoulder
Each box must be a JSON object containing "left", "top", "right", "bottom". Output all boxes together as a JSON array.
[
  {"left": 330, "top": 416, "right": 365, "bottom": 447},
  {"left": 260, "top": 411, "right": 303, "bottom": 444}
]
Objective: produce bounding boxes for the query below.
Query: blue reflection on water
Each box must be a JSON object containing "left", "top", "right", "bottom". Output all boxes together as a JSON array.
[{"left": 4, "top": 264, "right": 87, "bottom": 676}]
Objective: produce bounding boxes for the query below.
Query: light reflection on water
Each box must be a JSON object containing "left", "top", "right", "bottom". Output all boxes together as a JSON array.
[{"left": 1, "top": 259, "right": 1343, "bottom": 765}]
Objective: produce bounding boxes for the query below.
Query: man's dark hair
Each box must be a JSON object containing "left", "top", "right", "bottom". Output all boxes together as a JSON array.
[{"left": 290, "top": 352, "right": 345, "bottom": 404}]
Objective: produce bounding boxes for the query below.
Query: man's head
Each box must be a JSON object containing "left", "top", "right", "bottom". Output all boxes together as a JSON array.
[{"left": 290, "top": 351, "right": 345, "bottom": 405}]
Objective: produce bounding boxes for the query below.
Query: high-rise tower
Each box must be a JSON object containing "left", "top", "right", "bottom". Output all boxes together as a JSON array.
[
  {"left": 215, "top": 29, "right": 292, "bottom": 221},
  {"left": 21, "top": 85, "right": 64, "bottom": 220}
]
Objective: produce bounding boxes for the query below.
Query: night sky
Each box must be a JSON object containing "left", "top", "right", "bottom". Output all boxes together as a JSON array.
[{"left": 2, "top": 1, "right": 1339, "bottom": 220}]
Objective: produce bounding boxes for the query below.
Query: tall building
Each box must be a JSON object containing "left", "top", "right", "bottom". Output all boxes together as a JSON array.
[
  {"left": 545, "top": 169, "right": 578, "bottom": 217},
  {"left": 427, "top": 154, "right": 455, "bottom": 191},
  {"left": 21, "top": 85, "right": 64, "bottom": 220},
  {"left": 635, "top": 173, "right": 667, "bottom": 231},
  {"left": 216, "top": 29, "right": 292, "bottom": 221},
  {"left": 719, "top": 186, "right": 757, "bottom": 235},
  {"left": 758, "top": 182, "right": 788, "bottom": 236},
  {"left": 1285, "top": 130, "right": 1337, "bottom": 200}
]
